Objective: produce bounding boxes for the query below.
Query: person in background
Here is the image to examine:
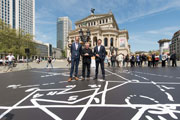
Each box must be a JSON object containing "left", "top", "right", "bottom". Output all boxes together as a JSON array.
[
  {"left": 152, "top": 53, "right": 156, "bottom": 67},
  {"left": 81, "top": 42, "right": 93, "bottom": 80},
  {"left": 155, "top": 54, "right": 160, "bottom": 67},
  {"left": 125, "top": 54, "right": 130, "bottom": 67},
  {"left": 142, "top": 54, "right": 147, "bottom": 66},
  {"left": 161, "top": 52, "right": 167, "bottom": 67},
  {"left": 6, "top": 53, "right": 15, "bottom": 72},
  {"left": 94, "top": 39, "right": 106, "bottom": 80},
  {"left": 122, "top": 54, "right": 125, "bottom": 67},
  {"left": 171, "top": 50, "right": 177, "bottom": 67},
  {"left": 147, "top": 55, "right": 152, "bottom": 67},
  {"left": 108, "top": 55, "right": 111, "bottom": 67},
  {"left": 136, "top": 54, "right": 140, "bottom": 66},
  {"left": 111, "top": 52, "right": 116, "bottom": 67},
  {"left": 46, "top": 57, "right": 53, "bottom": 69},
  {"left": 139, "top": 54, "right": 143, "bottom": 66},
  {"left": 167, "top": 53, "right": 171, "bottom": 67},
  {"left": 36, "top": 58, "right": 40, "bottom": 64},
  {"left": 68, "top": 36, "right": 82, "bottom": 82},
  {"left": 117, "top": 53, "right": 124, "bottom": 67},
  {"left": 130, "top": 54, "right": 135, "bottom": 67},
  {"left": 104, "top": 55, "right": 108, "bottom": 66},
  {"left": 67, "top": 54, "right": 71, "bottom": 66}
]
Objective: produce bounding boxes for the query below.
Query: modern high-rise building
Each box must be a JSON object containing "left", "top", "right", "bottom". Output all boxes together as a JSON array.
[
  {"left": 0, "top": 0, "right": 35, "bottom": 35},
  {"left": 57, "top": 17, "right": 72, "bottom": 50}
]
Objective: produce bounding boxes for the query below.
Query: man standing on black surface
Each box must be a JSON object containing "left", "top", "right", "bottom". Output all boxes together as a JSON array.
[
  {"left": 94, "top": 39, "right": 106, "bottom": 80},
  {"left": 81, "top": 42, "right": 93, "bottom": 80},
  {"left": 68, "top": 36, "right": 82, "bottom": 82},
  {"left": 171, "top": 50, "right": 177, "bottom": 67}
]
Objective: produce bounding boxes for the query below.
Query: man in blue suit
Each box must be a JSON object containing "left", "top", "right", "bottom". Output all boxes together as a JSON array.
[{"left": 68, "top": 36, "right": 82, "bottom": 82}]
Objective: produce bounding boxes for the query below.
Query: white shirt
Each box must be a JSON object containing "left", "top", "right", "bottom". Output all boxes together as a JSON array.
[
  {"left": 117, "top": 54, "right": 123, "bottom": 61},
  {"left": 6, "top": 55, "right": 15, "bottom": 62},
  {"left": 98, "top": 45, "right": 101, "bottom": 52},
  {"left": 75, "top": 43, "right": 78, "bottom": 50}
]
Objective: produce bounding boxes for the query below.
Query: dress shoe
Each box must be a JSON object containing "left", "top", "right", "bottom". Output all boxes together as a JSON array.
[
  {"left": 68, "top": 78, "right": 72, "bottom": 82},
  {"left": 75, "top": 77, "right": 79, "bottom": 81},
  {"left": 82, "top": 77, "right": 85, "bottom": 81}
]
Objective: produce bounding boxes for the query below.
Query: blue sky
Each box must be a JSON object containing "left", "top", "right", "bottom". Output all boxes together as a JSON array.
[{"left": 35, "top": 0, "right": 180, "bottom": 52}]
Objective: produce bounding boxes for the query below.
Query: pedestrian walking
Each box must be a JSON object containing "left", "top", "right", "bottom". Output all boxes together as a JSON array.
[
  {"left": 167, "top": 53, "right": 171, "bottom": 67},
  {"left": 152, "top": 53, "right": 156, "bottom": 67},
  {"left": 125, "top": 54, "right": 130, "bottom": 67},
  {"left": 6, "top": 53, "right": 15, "bottom": 72},
  {"left": 81, "top": 42, "right": 93, "bottom": 80},
  {"left": 147, "top": 55, "right": 152, "bottom": 67},
  {"left": 68, "top": 36, "right": 82, "bottom": 82},
  {"left": 46, "top": 57, "right": 53, "bottom": 68},
  {"left": 161, "top": 52, "right": 167, "bottom": 67},
  {"left": 155, "top": 54, "right": 160, "bottom": 67},
  {"left": 67, "top": 54, "right": 71, "bottom": 66},
  {"left": 171, "top": 51, "right": 177, "bottom": 67},
  {"left": 111, "top": 52, "right": 116, "bottom": 67},
  {"left": 130, "top": 55, "right": 135, "bottom": 67},
  {"left": 117, "top": 53, "right": 123, "bottom": 67}
]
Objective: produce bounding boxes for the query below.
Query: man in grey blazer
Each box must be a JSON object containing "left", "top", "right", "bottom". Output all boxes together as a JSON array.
[{"left": 68, "top": 36, "right": 82, "bottom": 82}]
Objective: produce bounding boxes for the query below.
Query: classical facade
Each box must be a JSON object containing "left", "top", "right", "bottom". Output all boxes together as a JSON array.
[{"left": 67, "top": 12, "right": 130, "bottom": 57}]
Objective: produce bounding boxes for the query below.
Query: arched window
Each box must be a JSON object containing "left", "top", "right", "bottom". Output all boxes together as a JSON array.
[
  {"left": 104, "top": 38, "right": 108, "bottom": 47},
  {"left": 106, "top": 19, "right": 108, "bottom": 23},
  {"left": 110, "top": 38, "right": 114, "bottom": 46}
]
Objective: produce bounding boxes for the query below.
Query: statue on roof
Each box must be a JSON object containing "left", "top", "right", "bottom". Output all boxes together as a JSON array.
[{"left": 91, "top": 8, "right": 95, "bottom": 15}]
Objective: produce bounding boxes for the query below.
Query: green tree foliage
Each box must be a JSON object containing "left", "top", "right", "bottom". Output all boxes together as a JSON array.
[{"left": 0, "top": 19, "right": 37, "bottom": 57}]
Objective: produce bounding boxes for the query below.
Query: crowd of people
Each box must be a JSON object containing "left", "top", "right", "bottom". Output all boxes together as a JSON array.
[{"left": 104, "top": 51, "right": 177, "bottom": 68}]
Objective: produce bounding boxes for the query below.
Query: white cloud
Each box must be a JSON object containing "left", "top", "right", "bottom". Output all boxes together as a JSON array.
[{"left": 146, "top": 26, "right": 179, "bottom": 36}]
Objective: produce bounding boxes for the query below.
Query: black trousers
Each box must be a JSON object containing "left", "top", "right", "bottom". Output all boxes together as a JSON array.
[
  {"left": 162, "top": 60, "right": 166, "bottom": 67},
  {"left": 111, "top": 61, "right": 115, "bottom": 67},
  {"left": 172, "top": 60, "right": 177, "bottom": 67},
  {"left": 82, "top": 63, "right": 91, "bottom": 78},
  {"left": 96, "top": 60, "right": 105, "bottom": 77}
]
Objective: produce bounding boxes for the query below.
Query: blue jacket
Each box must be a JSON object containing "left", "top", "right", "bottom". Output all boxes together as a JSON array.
[{"left": 71, "top": 42, "right": 82, "bottom": 59}]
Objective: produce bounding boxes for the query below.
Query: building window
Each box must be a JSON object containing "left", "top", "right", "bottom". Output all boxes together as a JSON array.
[
  {"left": 106, "top": 19, "right": 108, "bottom": 23},
  {"left": 104, "top": 38, "right": 108, "bottom": 47},
  {"left": 110, "top": 38, "right": 114, "bottom": 46}
]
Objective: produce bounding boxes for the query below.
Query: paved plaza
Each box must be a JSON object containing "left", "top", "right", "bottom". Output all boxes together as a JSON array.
[{"left": 0, "top": 66, "right": 180, "bottom": 120}]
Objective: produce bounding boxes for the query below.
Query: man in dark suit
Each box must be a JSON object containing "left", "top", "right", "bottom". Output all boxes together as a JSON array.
[
  {"left": 94, "top": 39, "right": 106, "bottom": 80},
  {"left": 81, "top": 42, "right": 93, "bottom": 80},
  {"left": 68, "top": 36, "right": 82, "bottom": 82}
]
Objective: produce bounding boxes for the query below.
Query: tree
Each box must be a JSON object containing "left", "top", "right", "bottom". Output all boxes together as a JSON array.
[{"left": 0, "top": 19, "right": 37, "bottom": 58}]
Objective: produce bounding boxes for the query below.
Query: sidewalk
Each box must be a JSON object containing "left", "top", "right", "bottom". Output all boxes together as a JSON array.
[{"left": 0, "top": 59, "right": 70, "bottom": 73}]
